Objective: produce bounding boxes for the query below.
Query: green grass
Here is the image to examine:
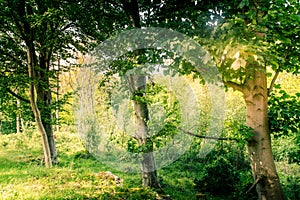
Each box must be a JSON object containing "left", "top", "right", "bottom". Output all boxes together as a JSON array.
[
  {"left": 0, "top": 131, "right": 202, "bottom": 200},
  {"left": 0, "top": 131, "right": 299, "bottom": 200},
  {"left": 0, "top": 132, "right": 158, "bottom": 200}
]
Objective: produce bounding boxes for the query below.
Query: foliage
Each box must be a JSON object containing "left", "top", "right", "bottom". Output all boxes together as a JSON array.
[
  {"left": 128, "top": 82, "right": 181, "bottom": 153},
  {"left": 0, "top": 89, "right": 33, "bottom": 134},
  {"left": 269, "top": 86, "right": 300, "bottom": 136},
  {"left": 191, "top": 142, "right": 257, "bottom": 199},
  {"left": 0, "top": 0, "right": 299, "bottom": 198},
  {"left": 268, "top": 85, "right": 300, "bottom": 164},
  {"left": 276, "top": 162, "right": 300, "bottom": 200},
  {"left": 0, "top": 0, "right": 120, "bottom": 158},
  {"left": 272, "top": 132, "right": 300, "bottom": 164}
]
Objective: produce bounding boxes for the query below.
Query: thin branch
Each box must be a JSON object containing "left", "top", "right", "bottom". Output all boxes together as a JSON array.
[
  {"left": 246, "top": 177, "right": 261, "bottom": 194},
  {"left": 7, "top": 88, "right": 30, "bottom": 104},
  {"left": 0, "top": 49, "right": 26, "bottom": 69},
  {"left": 224, "top": 81, "right": 244, "bottom": 93},
  {"left": 177, "top": 126, "right": 238, "bottom": 141},
  {"left": 3, "top": 28, "right": 23, "bottom": 45},
  {"left": 268, "top": 45, "right": 292, "bottom": 95}
]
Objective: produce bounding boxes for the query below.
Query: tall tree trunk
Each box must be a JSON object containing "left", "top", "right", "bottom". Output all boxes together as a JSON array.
[
  {"left": 26, "top": 43, "right": 52, "bottom": 168},
  {"left": 55, "top": 68, "right": 60, "bottom": 132},
  {"left": 16, "top": 91, "right": 21, "bottom": 134},
  {"left": 243, "top": 64, "right": 284, "bottom": 199},
  {"left": 37, "top": 55, "right": 58, "bottom": 164},
  {"left": 129, "top": 74, "right": 160, "bottom": 188},
  {"left": 11, "top": 0, "right": 56, "bottom": 167},
  {"left": 121, "top": 0, "right": 160, "bottom": 188},
  {"left": 37, "top": 89, "right": 58, "bottom": 164},
  {"left": 241, "top": 3, "right": 284, "bottom": 198}
]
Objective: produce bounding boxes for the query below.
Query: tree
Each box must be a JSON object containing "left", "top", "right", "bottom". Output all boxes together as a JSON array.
[
  {"left": 119, "top": 0, "right": 161, "bottom": 188},
  {"left": 119, "top": 0, "right": 299, "bottom": 198},
  {"left": 79, "top": 0, "right": 295, "bottom": 195},
  {"left": 0, "top": 0, "right": 111, "bottom": 166}
]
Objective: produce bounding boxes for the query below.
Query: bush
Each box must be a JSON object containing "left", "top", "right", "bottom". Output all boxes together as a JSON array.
[
  {"left": 277, "top": 162, "right": 300, "bottom": 200},
  {"left": 195, "top": 156, "right": 238, "bottom": 195},
  {"left": 192, "top": 142, "right": 257, "bottom": 199},
  {"left": 272, "top": 132, "right": 300, "bottom": 164}
]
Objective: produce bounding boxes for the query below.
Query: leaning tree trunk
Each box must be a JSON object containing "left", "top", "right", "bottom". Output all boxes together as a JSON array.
[
  {"left": 129, "top": 74, "right": 161, "bottom": 188},
  {"left": 36, "top": 55, "right": 58, "bottom": 164},
  {"left": 243, "top": 64, "right": 284, "bottom": 200},
  {"left": 36, "top": 88, "right": 58, "bottom": 164},
  {"left": 26, "top": 43, "right": 52, "bottom": 168}
]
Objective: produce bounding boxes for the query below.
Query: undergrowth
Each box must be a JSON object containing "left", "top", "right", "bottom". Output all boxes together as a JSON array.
[{"left": 0, "top": 130, "right": 299, "bottom": 199}]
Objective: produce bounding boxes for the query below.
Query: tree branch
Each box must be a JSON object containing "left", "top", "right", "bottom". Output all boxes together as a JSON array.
[
  {"left": 177, "top": 126, "right": 238, "bottom": 141},
  {"left": 224, "top": 81, "right": 244, "bottom": 93},
  {"left": 268, "top": 45, "right": 292, "bottom": 95},
  {"left": 7, "top": 88, "right": 30, "bottom": 104},
  {"left": 0, "top": 49, "right": 26, "bottom": 69}
]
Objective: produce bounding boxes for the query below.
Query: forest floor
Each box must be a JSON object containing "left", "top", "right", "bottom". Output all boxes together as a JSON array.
[{"left": 0, "top": 131, "right": 299, "bottom": 200}]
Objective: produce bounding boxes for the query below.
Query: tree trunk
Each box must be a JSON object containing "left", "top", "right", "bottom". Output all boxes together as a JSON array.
[
  {"left": 36, "top": 55, "right": 58, "bottom": 164},
  {"left": 55, "top": 68, "right": 60, "bottom": 132},
  {"left": 120, "top": 0, "right": 160, "bottom": 188},
  {"left": 129, "top": 74, "right": 160, "bottom": 188},
  {"left": 37, "top": 90, "right": 58, "bottom": 164},
  {"left": 11, "top": 0, "right": 55, "bottom": 167},
  {"left": 16, "top": 92, "right": 21, "bottom": 134},
  {"left": 26, "top": 43, "right": 52, "bottom": 168},
  {"left": 243, "top": 64, "right": 284, "bottom": 199},
  {"left": 141, "top": 150, "right": 160, "bottom": 188}
]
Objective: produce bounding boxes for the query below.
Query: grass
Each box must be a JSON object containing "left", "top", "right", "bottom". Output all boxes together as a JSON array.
[
  {"left": 0, "top": 131, "right": 299, "bottom": 200},
  {"left": 0, "top": 131, "right": 158, "bottom": 200},
  {"left": 0, "top": 131, "right": 201, "bottom": 200}
]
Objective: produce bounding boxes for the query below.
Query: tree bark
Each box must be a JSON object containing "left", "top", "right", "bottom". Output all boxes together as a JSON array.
[
  {"left": 16, "top": 95, "right": 21, "bottom": 134},
  {"left": 11, "top": 0, "right": 56, "bottom": 167},
  {"left": 26, "top": 42, "right": 52, "bottom": 168},
  {"left": 243, "top": 63, "right": 284, "bottom": 199},
  {"left": 238, "top": 2, "right": 285, "bottom": 198},
  {"left": 121, "top": 0, "right": 160, "bottom": 188},
  {"left": 37, "top": 88, "right": 58, "bottom": 164},
  {"left": 55, "top": 68, "right": 60, "bottom": 132},
  {"left": 36, "top": 54, "right": 58, "bottom": 164},
  {"left": 129, "top": 74, "right": 161, "bottom": 188}
]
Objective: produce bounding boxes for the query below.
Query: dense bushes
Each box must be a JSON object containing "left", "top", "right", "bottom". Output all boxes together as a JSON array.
[
  {"left": 269, "top": 88, "right": 300, "bottom": 164},
  {"left": 190, "top": 142, "right": 257, "bottom": 199}
]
